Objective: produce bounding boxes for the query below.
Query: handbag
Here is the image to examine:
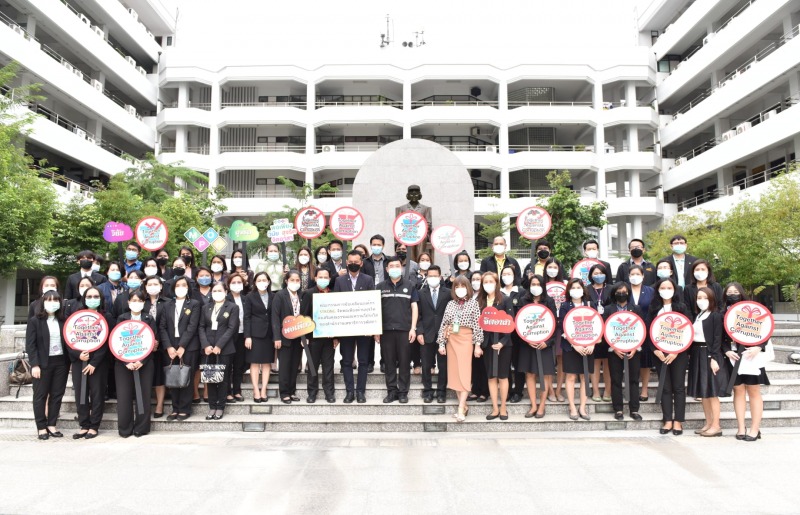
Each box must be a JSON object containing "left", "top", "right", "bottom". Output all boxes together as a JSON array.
[
  {"left": 199, "top": 355, "right": 225, "bottom": 384},
  {"left": 164, "top": 358, "right": 192, "bottom": 389},
  {"left": 8, "top": 353, "right": 33, "bottom": 399}
]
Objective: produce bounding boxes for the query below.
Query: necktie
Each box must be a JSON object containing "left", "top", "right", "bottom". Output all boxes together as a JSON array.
[{"left": 432, "top": 288, "right": 438, "bottom": 306}]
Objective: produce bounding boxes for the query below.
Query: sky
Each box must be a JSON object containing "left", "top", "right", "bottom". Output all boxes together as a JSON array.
[{"left": 171, "top": 0, "right": 642, "bottom": 66}]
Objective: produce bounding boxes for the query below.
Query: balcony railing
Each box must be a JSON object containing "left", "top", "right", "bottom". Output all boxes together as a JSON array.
[
  {"left": 316, "top": 95, "right": 402, "bottom": 108},
  {"left": 509, "top": 189, "right": 556, "bottom": 199},
  {"left": 27, "top": 102, "right": 127, "bottom": 157},
  {"left": 220, "top": 101, "right": 306, "bottom": 109},
  {"left": 314, "top": 190, "right": 353, "bottom": 198},
  {"left": 442, "top": 144, "right": 498, "bottom": 152},
  {"left": 316, "top": 144, "right": 390, "bottom": 153},
  {"left": 165, "top": 101, "right": 211, "bottom": 111},
  {"left": 221, "top": 145, "right": 304, "bottom": 153},
  {"left": 508, "top": 144, "right": 594, "bottom": 152},
  {"left": 411, "top": 95, "right": 499, "bottom": 108},
  {"left": 474, "top": 189, "right": 501, "bottom": 197},
  {"left": 226, "top": 190, "right": 299, "bottom": 198},
  {"left": 508, "top": 100, "right": 592, "bottom": 109},
  {"left": 30, "top": 164, "right": 96, "bottom": 195}
]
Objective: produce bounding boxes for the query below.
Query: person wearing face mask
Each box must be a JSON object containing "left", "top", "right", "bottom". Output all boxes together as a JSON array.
[
  {"left": 615, "top": 239, "right": 656, "bottom": 286},
  {"left": 393, "top": 242, "right": 420, "bottom": 286},
  {"left": 123, "top": 243, "right": 142, "bottom": 275},
  {"left": 69, "top": 286, "right": 112, "bottom": 439},
  {"left": 544, "top": 257, "right": 568, "bottom": 403},
  {"left": 255, "top": 244, "right": 285, "bottom": 292},
  {"left": 468, "top": 270, "right": 490, "bottom": 403},
  {"left": 587, "top": 264, "right": 612, "bottom": 403},
  {"left": 199, "top": 281, "right": 240, "bottom": 420},
  {"left": 543, "top": 258, "right": 567, "bottom": 283},
  {"left": 143, "top": 275, "right": 167, "bottom": 418},
  {"left": 321, "top": 239, "right": 347, "bottom": 279},
  {"left": 294, "top": 246, "right": 317, "bottom": 291},
  {"left": 208, "top": 255, "right": 228, "bottom": 285},
  {"left": 112, "top": 270, "right": 145, "bottom": 319},
  {"left": 230, "top": 249, "right": 253, "bottom": 282},
  {"left": 500, "top": 264, "right": 525, "bottom": 404},
  {"left": 272, "top": 271, "right": 305, "bottom": 404},
  {"left": 159, "top": 276, "right": 201, "bottom": 420},
  {"left": 333, "top": 251, "right": 376, "bottom": 403},
  {"left": 415, "top": 252, "right": 433, "bottom": 287},
  {"left": 365, "top": 235, "right": 388, "bottom": 285},
  {"left": 721, "top": 283, "right": 768, "bottom": 441},
  {"left": 479, "top": 236, "right": 521, "bottom": 285},
  {"left": 97, "top": 262, "right": 126, "bottom": 309},
  {"left": 26, "top": 290, "right": 69, "bottom": 440},
  {"left": 192, "top": 267, "right": 214, "bottom": 306},
  {"left": 141, "top": 257, "right": 163, "bottom": 283},
  {"left": 648, "top": 278, "right": 692, "bottom": 436},
  {"left": 65, "top": 250, "right": 107, "bottom": 300},
  {"left": 416, "top": 265, "right": 450, "bottom": 403},
  {"left": 163, "top": 257, "right": 193, "bottom": 300},
  {"left": 522, "top": 239, "right": 562, "bottom": 280},
  {"left": 155, "top": 249, "right": 171, "bottom": 280},
  {"left": 666, "top": 235, "right": 697, "bottom": 289},
  {"left": 299, "top": 268, "right": 336, "bottom": 403},
  {"left": 683, "top": 259, "right": 723, "bottom": 317},
  {"left": 226, "top": 274, "right": 249, "bottom": 403},
  {"left": 114, "top": 290, "right": 158, "bottom": 437},
  {"left": 375, "top": 257, "right": 420, "bottom": 404},
  {"left": 558, "top": 279, "right": 595, "bottom": 421},
  {"left": 66, "top": 277, "right": 96, "bottom": 317},
  {"left": 352, "top": 244, "right": 375, "bottom": 280},
  {"left": 445, "top": 250, "right": 473, "bottom": 289},
  {"left": 243, "top": 272, "right": 275, "bottom": 402},
  {"left": 315, "top": 246, "right": 330, "bottom": 269},
  {"left": 179, "top": 246, "right": 198, "bottom": 280},
  {"left": 478, "top": 272, "right": 515, "bottom": 421},
  {"left": 604, "top": 282, "right": 646, "bottom": 422},
  {"left": 687, "top": 287, "right": 727, "bottom": 437},
  {"left": 655, "top": 258, "right": 684, "bottom": 299},
  {"left": 581, "top": 239, "right": 613, "bottom": 285},
  {"left": 626, "top": 264, "right": 656, "bottom": 402},
  {"left": 437, "top": 276, "right": 484, "bottom": 422},
  {"left": 92, "top": 256, "right": 104, "bottom": 275},
  {"left": 28, "top": 276, "right": 60, "bottom": 320}
]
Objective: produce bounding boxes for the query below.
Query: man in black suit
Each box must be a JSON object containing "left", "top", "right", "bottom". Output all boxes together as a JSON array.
[
  {"left": 301, "top": 268, "right": 336, "bottom": 403},
  {"left": 479, "top": 236, "right": 521, "bottom": 284},
  {"left": 416, "top": 265, "right": 450, "bottom": 403},
  {"left": 322, "top": 239, "right": 347, "bottom": 279},
  {"left": 615, "top": 238, "right": 657, "bottom": 286},
  {"left": 64, "top": 250, "right": 107, "bottom": 300},
  {"left": 522, "top": 239, "right": 563, "bottom": 283},
  {"left": 332, "top": 250, "right": 375, "bottom": 404},
  {"left": 666, "top": 234, "right": 697, "bottom": 289},
  {"left": 582, "top": 239, "right": 613, "bottom": 285}
]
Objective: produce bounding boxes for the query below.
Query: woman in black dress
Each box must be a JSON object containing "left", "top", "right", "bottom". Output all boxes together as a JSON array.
[
  {"left": 604, "top": 282, "right": 646, "bottom": 422},
  {"left": 244, "top": 272, "right": 274, "bottom": 402},
  {"left": 517, "top": 274, "right": 557, "bottom": 419},
  {"left": 559, "top": 278, "right": 595, "bottom": 421},
  {"left": 199, "top": 281, "right": 240, "bottom": 420},
  {"left": 722, "top": 282, "right": 769, "bottom": 441},
  {"left": 683, "top": 259, "right": 723, "bottom": 317},
  {"left": 587, "top": 263, "right": 611, "bottom": 403},
  {"left": 468, "top": 270, "right": 489, "bottom": 403},
  {"left": 143, "top": 274, "right": 167, "bottom": 418},
  {"left": 271, "top": 271, "right": 304, "bottom": 404},
  {"left": 477, "top": 272, "right": 514, "bottom": 421}
]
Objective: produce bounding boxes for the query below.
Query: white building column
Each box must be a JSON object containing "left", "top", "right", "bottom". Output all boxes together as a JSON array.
[
  {"left": 305, "top": 123, "right": 315, "bottom": 157},
  {"left": 178, "top": 83, "right": 188, "bottom": 108},
  {"left": 306, "top": 81, "right": 315, "bottom": 112},
  {"left": 500, "top": 166, "right": 509, "bottom": 200},
  {"left": 88, "top": 119, "right": 103, "bottom": 143},
  {"left": 627, "top": 125, "right": 639, "bottom": 152},
  {"left": 210, "top": 82, "right": 220, "bottom": 111},
  {"left": 209, "top": 124, "right": 219, "bottom": 155},
  {"left": 403, "top": 80, "right": 412, "bottom": 139},
  {"left": 618, "top": 220, "right": 628, "bottom": 253},
  {"left": 625, "top": 82, "right": 637, "bottom": 107},
  {"left": 630, "top": 169, "right": 641, "bottom": 197},
  {"left": 632, "top": 216, "right": 643, "bottom": 239},
  {"left": 208, "top": 168, "right": 218, "bottom": 190},
  {"left": 594, "top": 80, "right": 610, "bottom": 259},
  {"left": 175, "top": 126, "right": 187, "bottom": 152},
  {"left": 305, "top": 167, "right": 314, "bottom": 188},
  {"left": 25, "top": 14, "right": 36, "bottom": 37}
]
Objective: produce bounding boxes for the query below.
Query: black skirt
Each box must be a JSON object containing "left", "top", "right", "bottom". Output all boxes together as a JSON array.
[
  {"left": 483, "top": 345, "right": 512, "bottom": 379},
  {"left": 151, "top": 350, "right": 165, "bottom": 387},
  {"left": 563, "top": 348, "right": 594, "bottom": 376},
  {"left": 518, "top": 343, "right": 555, "bottom": 376},
  {"left": 725, "top": 359, "right": 770, "bottom": 386},
  {"left": 246, "top": 337, "right": 275, "bottom": 364},
  {"left": 687, "top": 344, "right": 730, "bottom": 398}
]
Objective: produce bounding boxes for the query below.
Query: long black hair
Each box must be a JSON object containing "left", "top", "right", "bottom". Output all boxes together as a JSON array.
[
  {"left": 648, "top": 277, "right": 689, "bottom": 318},
  {"left": 35, "top": 291, "right": 64, "bottom": 320}
]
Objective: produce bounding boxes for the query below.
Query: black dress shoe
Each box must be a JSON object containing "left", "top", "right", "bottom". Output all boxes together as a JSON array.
[
  {"left": 254, "top": 397, "right": 262, "bottom": 403},
  {"left": 326, "top": 396, "right": 336, "bottom": 403},
  {"left": 368, "top": 364, "right": 375, "bottom": 373},
  {"left": 499, "top": 414, "right": 508, "bottom": 421},
  {"left": 614, "top": 412, "right": 624, "bottom": 421},
  {"left": 344, "top": 392, "right": 355, "bottom": 404},
  {"left": 291, "top": 395, "right": 301, "bottom": 402},
  {"left": 46, "top": 429, "right": 63, "bottom": 438},
  {"left": 177, "top": 414, "right": 190, "bottom": 421},
  {"left": 167, "top": 413, "right": 178, "bottom": 421},
  {"left": 356, "top": 392, "right": 366, "bottom": 403},
  {"left": 281, "top": 397, "right": 292, "bottom": 404},
  {"left": 234, "top": 394, "right": 244, "bottom": 403},
  {"left": 735, "top": 433, "right": 746, "bottom": 440},
  {"left": 639, "top": 396, "right": 649, "bottom": 402},
  {"left": 84, "top": 432, "right": 98, "bottom": 440},
  {"left": 509, "top": 394, "right": 522, "bottom": 404},
  {"left": 744, "top": 431, "right": 761, "bottom": 442},
  {"left": 206, "top": 413, "right": 216, "bottom": 420},
  {"left": 134, "top": 432, "right": 143, "bottom": 438},
  {"left": 659, "top": 427, "right": 670, "bottom": 435},
  {"left": 383, "top": 393, "right": 397, "bottom": 404},
  {"left": 214, "top": 412, "right": 224, "bottom": 420},
  {"left": 192, "top": 398, "right": 202, "bottom": 404},
  {"left": 153, "top": 412, "right": 164, "bottom": 419},
  {"left": 436, "top": 395, "right": 446, "bottom": 404},
  {"left": 423, "top": 395, "right": 433, "bottom": 404},
  {"left": 486, "top": 413, "right": 500, "bottom": 420},
  {"left": 73, "top": 431, "right": 88, "bottom": 440},
  {"left": 672, "top": 429, "right": 683, "bottom": 436},
  {"left": 119, "top": 434, "right": 130, "bottom": 439},
  {"left": 630, "top": 413, "right": 643, "bottom": 421},
  {"left": 398, "top": 394, "right": 408, "bottom": 404},
  {"left": 380, "top": 363, "right": 386, "bottom": 373},
  {"left": 37, "top": 432, "right": 49, "bottom": 440},
  {"left": 307, "top": 395, "right": 317, "bottom": 404}
]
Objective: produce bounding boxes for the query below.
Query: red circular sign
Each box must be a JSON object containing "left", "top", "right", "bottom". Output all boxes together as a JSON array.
[
  {"left": 62, "top": 310, "right": 109, "bottom": 353},
  {"left": 604, "top": 311, "right": 647, "bottom": 352},
  {"left": 571, "top": 258, "right": 603, "bottom": 287},
  {"left": 393, "top": 211, "right": 428, "bottom": 247},
  {"left": 430, "top": 225, "right": 464, "bottom": 255},
  {"left": 516, "top": 206, "right": 552, "bottom": 240},
  {"left": 329, "top": 207, "right": 364, "bottom": 241},
  {"left": 562, "top": 306, "right": 603, "bottom": 347},
  {"left": 724, "top": 301, "right": 775, "bottom": 346},
  {"left": 515, "top": 303, "right": 556, "bottom": 344},
  {"left": 295, "top": 206, "right": 326, "bottom": 239},
  {"left": 546, "top": 281, "right": 566, "bottom": 306},
  {"left": 650, "top": 312, "right": 694, "bottom": 354},
  {"left": 135, "top": 216, "right": 169, "bottom": 252},
  {"left": 109, "top": 320, "right": 156, "bottom": 363}
]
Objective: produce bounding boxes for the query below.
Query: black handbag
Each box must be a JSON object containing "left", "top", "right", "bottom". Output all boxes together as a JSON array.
[
  {"left": 164, "top": 358, "right": 192, "bottom": 389},
  {"left": 199, "top": 355, "right": 225, "bottom": 384}
]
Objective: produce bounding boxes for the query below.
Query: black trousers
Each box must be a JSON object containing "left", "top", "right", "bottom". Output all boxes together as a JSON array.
[
  {"left": 205, "top": 354, "right": 233, "bottom": 410},
  {"left": 72, "top": 360, "right": 108, "bottom": 431},
  {"left": 381, "top": 330, "right": 411, "bottom": 395},
  {"left": 340, "top": 336, "right": 370, "bottom": 394},
  {"left": 421, "top": 341, "right": 447, "bottom": 397},
  {"left": 228, "top": 333, "right": 246, "bottom": 395},
  {"left": 277, "top": 340, "right": 302, "bottom": 398},
  {"left": 168, "top": 350, "right": 198, "bottom": 414},
  {"left": 509, "top": 342, "right": 525, "bottom": 396},
  {"left": 608, "top": 351, "right": 642, "bottom": 413},
  {"left": 105, "top": 351, "right": 117, "bottom": 398},
  {"left": 307, "top": 338, "right": 335, "bottom": 397},
  {"left": 410, "top": 340, "right": 421, "bottom": 368},
  {"left": 368, "top": 338, "right": 378, "bottom": 367},
  {"left": 658, "top": 352, "right": 690, "bottom": 422},
  {"left": 32, "top": 357, "right": 69, "bottom": 430},
  {"left": 115, "top": 359, "right": 154, "bottom": 436},
  {"left": 471, "top": 354, "right": 489, "bottom": 397}
]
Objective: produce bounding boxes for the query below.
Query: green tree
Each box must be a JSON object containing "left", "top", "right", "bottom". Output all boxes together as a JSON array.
[
  {"left": 0, "top": 62, "right": 56, "bottom": 277},
  {"left": 535, "top": 170, "right": 607, "bottom": 267},
  {"left": 476, "top": 211, "right": 514, "bottom": 260},
  {"left": 644, "top": 210, "right": 724, "bottom": 270}
]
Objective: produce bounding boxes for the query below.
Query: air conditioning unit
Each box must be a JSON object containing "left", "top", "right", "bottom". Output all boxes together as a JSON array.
[
  {"left": 605, "top": 145, "right": 616, "bottom": 154},
  {"left": 73, "top": 127, "right": 86, "bottom": 138},
  {"left": 78, "top": 14, "right": 89, "bottom": 24},
  {"left": 124, "top": 104, "right": 137, "bottom": 116},
  {"left": 763, "top": 109, "right": 777, "bottom": 121},
  {"left": 136, "top": 66, "right": 146, "bottom": 76},
  {"left": 68, "top": 182, "right": 81, "bottom": 194},
  {"left": 128, "top": 8, "right": 138, "bottom": 21},
  {"left": 722, "top": 129, "right": 736, "bottom": 142},
  {"left": 675, "top": 157, "right": 686, "bottom": 166},
  {"left": 585, "top": 145, "right": 595, "bottom": 152},
  {"left": 61, "top": 59, "right": 74, "bottom": 73},
  {"left": 321, "top": 145, "right": 337, "bottom": 152},
  {"left": 470, "top": 127, "right": 481, "bottom": 137},
  {"left": 91, "top": 25, "right": 104, "bottom": 38},
  {"left": 125, "top": 56, "right": 136, "bottom": 66},
  {"left": 91, "top": 78, "right": 103, "bottom": 91},
  {"left": 11, "top": 24, "right": 24, "bottom": 36},
  {"left": 703, "top": 33, "right": 715, "bottom": 46},
  {"left": 135, "top": 113, "right": 143, "bottom": 121},
  {"left": 736, "top": 121, "right": 751, "bottom": 134},
  {"left": 73, "top": 67, "right": 83, "bottom": 78},
  {"left": 85, "top": 135, "right": 96, "bottom": 144},
  {"left": 485, "top": 145, "right": 497, "bottom": 153}
]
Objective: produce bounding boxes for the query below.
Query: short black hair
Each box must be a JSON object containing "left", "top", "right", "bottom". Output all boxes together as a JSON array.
[
  {"left": 536, "top": 239, "right": 551, "bottom": 249},
  {"left": 670, "top": 235, "right": 687, "bottom": 244},
  {"left": 385, "top": 256, "right": 402, "bottom": 266},
  {"left": 428, "top": 265, "right": 442, "bottom": 276},
  {"left": 609, "top": 281, "right": 629, "bottom": 299},
  {"left": 583, "top": 239, "right": 599, "bottom": 250},
  {"left": 77, "top": 250, "right": 95, "bottom": 260},
  {"left": 628, "top": 238, "right": 645, "bottom": 248},
  {"left": 347, "top": 249, "right": 362, "bottom": 260},
  {"left": 126, "top": 242, "right": 141, "bottom": 251},
  {"left": 315, "top": 267, "right": 330, "bottom": 277},
  {"left": 329, "top": 239, "right": 344, "bottom": 250},
  {"left": 369, "top": 234, "right": 385, "bottom": 245}
]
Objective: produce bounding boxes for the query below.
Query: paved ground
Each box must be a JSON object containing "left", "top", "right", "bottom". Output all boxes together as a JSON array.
[{"left": 0, "top": 428, "right": 797, "bottom": 514}]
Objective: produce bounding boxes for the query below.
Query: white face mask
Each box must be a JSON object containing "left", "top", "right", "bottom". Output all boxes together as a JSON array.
[
  {"left": 91, "top": 264, "right": 101, "bottom": 272},
  {"left": 530, "top": 286, "right": 543, "bottom": 297},
  {"left": 569, "top": 288, "right": 584, "bottom": 299},
  {"left": 298, "top": 255, "right": 310, "bottom": 265},
  {"left": 144, "top": 266, "right": 158, "bottom": 277},
  {"left": 427, "top": 277, "right": 441, "bottom": 289},
  {"left": 317, "top": 254, "right": 328, "bottom": 263},
  {"left": 492, "top": 244, "right": 505, "bottom": 255},
  {"left": 419, "top": 261, "right": 431, "bottom": 271},
  {"left": 629, "top": 275, "right": 643, "bottom": 286},
  {"left": 256, "top": 281, "right": 269, "bottom": 291},
  {"left": 546, "top": 268, "right": 559, "bottom": 278},
  {"left": 230, "top": 283, "right": 243, "bottom": 293},
  {"left": 483, "top": 283, "right": 496, "bottom": 294},
  {"left": 212, "top": 291, "right": 226, "bottom": 302},
  {"left": 455, "top": 287, "right": 468, "bottom": 299},
  {"left": 287, "top": 282, "right": 301, "bottom": 292},
  {"left": 330, "top": 250, "right": 342, "bottom": 261},
  {"left": 457, "top": 261, "right": 470, "bottom": 271},
  {"left": 501, "top": 275, "right": 514, "bottom": 286},
  {"left": 585, "top": 250, "right": 599, "bottom": 259},
  {"left": 697, "top": 299, "right": 709, "bottom": 311},
  {"left": 44, "top": 301, "right": 60, "bottom": 313},
  {"left": 211, "top": 264, "right": 224, "bottom": 273},
  {"left": 659, "top": 289, "right": 674, "bottom": 300},
  {"left": 146, "top": 285, "right": 161, "bottom": 296},
  {"left": 129, "top": 301, "right": 144, "bottom": 313},
  {"left": 233, "top": 258, "right": 243, "bottom": 267},
  {"left": 79, "top": 287, "right": 88, "bottom": 297},
  {"left": 174, "top": 287, "right": 188, "bottom": 298},
  {"left": 694, "top": 270, "right": 708, "bottom": 281},
  {"left": 471, "top": 280, "right": 481, "bottom": 292}
]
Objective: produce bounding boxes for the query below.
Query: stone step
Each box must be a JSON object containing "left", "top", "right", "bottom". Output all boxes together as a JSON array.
[{"left": 1, "top": 409, "right": 799, "bottom": 433}]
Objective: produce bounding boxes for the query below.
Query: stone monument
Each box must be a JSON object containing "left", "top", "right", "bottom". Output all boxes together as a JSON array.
[
  {"left": 395, "top": 185, "right": 432, "bottom": 263},
  {"left": 352, "top": 139, "right": 475, "bottom": 271}
]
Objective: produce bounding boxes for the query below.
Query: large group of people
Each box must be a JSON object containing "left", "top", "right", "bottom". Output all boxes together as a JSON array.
[{"left": 26, "top": 234, "right": 769, "bottom": 441}]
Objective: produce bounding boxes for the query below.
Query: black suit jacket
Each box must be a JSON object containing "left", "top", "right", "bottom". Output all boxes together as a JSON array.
[
  {"left": 601, "top": 303, "right": 646, "bottom": 351},
  {"left": 322, "top": 259, "right": 346, "bottom": 279},
  {"left": 158, "top": 298, "right": 201, "bottom": 352},
  {"left": 243, "top": 290, "right": 273, "bottom": 342},
  {"left": 480, "top": 255, "right": 522, "bottom": 283},
  {"left": 667, "top": 253, "right": 698, "bottom": 286},
  {"left": 683, "top": 282, "right": 724, "bottom": 317},
  {"left": 333, "top": 272, "right": 375, "bottom": 293},
  {"left": 65, "top": 271, "right": 107, "bottom": 300},
  {"left": 115, "top": 311, "right": 158, "bottom": 364},
  {"left": 199, "top": 300, "right": 239, "bottom": 354},
  {"left": 25, "top": 316, "right": 67, "bottom": 368},
  {"left": 697, "top": 311, "right": 723, "bottom": 363},
  {"left": 417, "top": 285, "right": 451, "bottom": 343},
  {"left": 300, "top": 286, "right": 333, "bottom": 342},
  {"left": 271, "top": 289, "right": 303, "bottom": 346},
  {"left": 481, "top": 295, "right": 514, "bottom": 348},
  {"left": 615, "top": 260, "right": 657, "bottom": 287},
  {"left": 65, "top": 310, "right": 112, "bottom": 367}
]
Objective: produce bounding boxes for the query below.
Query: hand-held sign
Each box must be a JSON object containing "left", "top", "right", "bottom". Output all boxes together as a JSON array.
[
  {"left": 479, "top": 307, "right": 515, "bottom": 378},
  {"left": 109, "top": 320, "right": 156, "bottom": 415},
  {"left": 63, "top": 310, "right": 109, "bottom": 406}
]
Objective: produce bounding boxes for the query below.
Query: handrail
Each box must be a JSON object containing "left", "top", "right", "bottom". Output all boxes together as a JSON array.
[
  {"left": 509, "top": 189, "right": 556, "bottom": 198},
  {"left": 474, "top": 189, "right": 501, "bottom": 197},
  {"left": 316, "top": 144, "right": 386, "bottom": 152},
  {"left": 441, "top": 144, "right": 498, "bottom": 152},
  {"left": 220, "top": 145, "right": 305, "bottom": 153},
  {"left": 508, "top": 100, "right": 593, "bottom": 108},
  {"left": 508, "top": 144, "right": 593, "bottom": 152},
  {"left": 29, "top": 164, "right": 96, "bottom": 194},
  {"left": 411, "top": 95, "right": 499, "bottom": 108},
  {"left": 220, "top": 101, "right": 307, "bottom": 109},
  {"left": 226, "top": 190, "right": 300, "bottom": 198}
]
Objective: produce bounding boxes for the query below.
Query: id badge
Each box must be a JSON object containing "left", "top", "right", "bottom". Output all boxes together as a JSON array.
[{"left": 452, "top": 323, "right": 460, "bottom": 334}]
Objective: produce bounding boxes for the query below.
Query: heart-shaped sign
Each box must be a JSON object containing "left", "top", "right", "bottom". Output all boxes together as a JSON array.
[
  {"left": 103, "top": 221, "right": 133, "bottom": 243},
  {"left": 229, "top": 220, "right": 259, "bottom": 242},
  {"left": 479, "top": 306, "right": 516, "bottom": 334},
  {"left": 282, "top": 315, "right": 316, "bottom": 340}
]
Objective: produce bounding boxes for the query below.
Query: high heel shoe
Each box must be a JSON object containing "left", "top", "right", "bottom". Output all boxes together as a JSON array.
[
  {"left": 735, "top": 433, "right": 746, "bottom": 440},
  {"left": 46, "top": 429, "right": 63, "bottom": 438},
  {"left": 744, "top": 431, "right": 761, "bottom": 442},
  {"left": 37, "top": 431, "right": 49, "bottom": 440},
  {"left": 455, "top": 407, "right": 466, "bottom": 422}
]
